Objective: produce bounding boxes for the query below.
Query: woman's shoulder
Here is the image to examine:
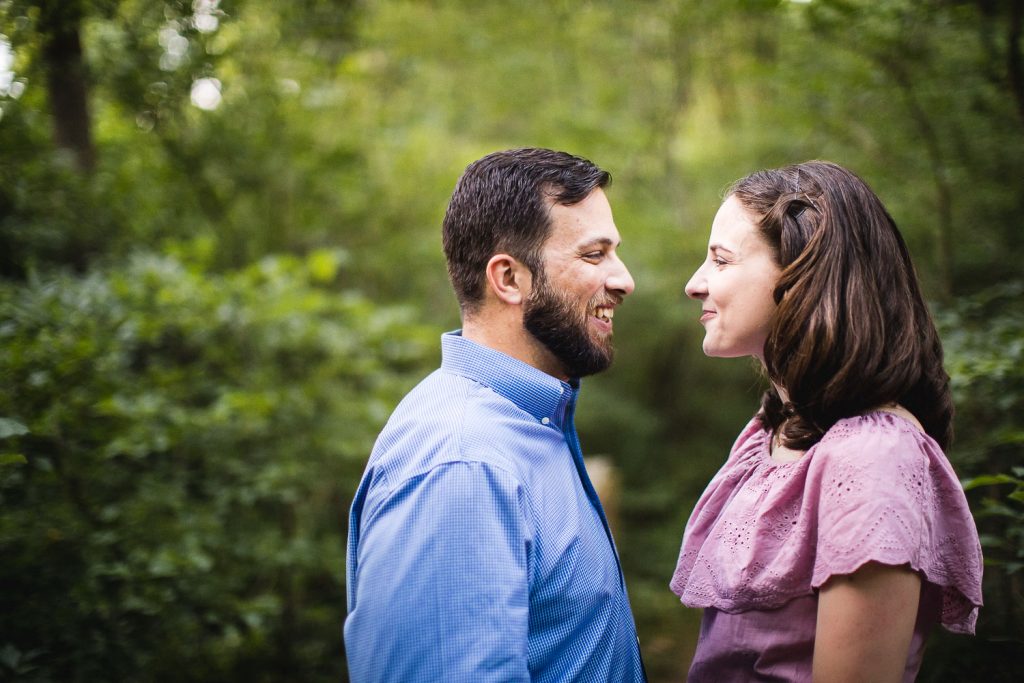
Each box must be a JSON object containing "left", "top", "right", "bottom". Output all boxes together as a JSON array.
[
  {"left": 803, "top": 409, "right": 961, "bottom": 510},
  {"left": 814, "top": 408, "right": 938, "bottom": 467}
]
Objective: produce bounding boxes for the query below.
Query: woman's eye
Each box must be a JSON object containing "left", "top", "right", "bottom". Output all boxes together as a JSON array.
[{"left": 712, "top": 257, "right": 728, "bottom": 266}]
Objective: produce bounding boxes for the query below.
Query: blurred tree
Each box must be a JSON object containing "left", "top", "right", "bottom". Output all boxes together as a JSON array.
[
  {"left": 36, "top": 0, "right": 95, "bottom": 171},
  {"left": 0, "top": 0, "right": 367, "bottom": 276}
]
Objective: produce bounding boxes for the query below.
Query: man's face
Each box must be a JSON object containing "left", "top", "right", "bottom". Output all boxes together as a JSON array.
[{"left": 523, "top": 188, "right": 635, "bottom": 378}]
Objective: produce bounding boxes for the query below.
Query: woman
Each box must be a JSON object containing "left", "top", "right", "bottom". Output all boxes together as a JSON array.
[{"left": 671, "top": 161, "right": 983, "bottom": 682}]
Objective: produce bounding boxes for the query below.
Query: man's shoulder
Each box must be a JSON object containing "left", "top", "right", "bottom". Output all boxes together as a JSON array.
[
  {"left": 370, "top": 367, "right": 546, "bottom": 485},
  {"left": 387, "top": 365, "right": 524, "bottom": 433}
]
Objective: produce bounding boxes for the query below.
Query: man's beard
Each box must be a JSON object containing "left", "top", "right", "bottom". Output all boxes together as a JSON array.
[{"left": 523, "top": 272, "right": 616, "bottom": 378}]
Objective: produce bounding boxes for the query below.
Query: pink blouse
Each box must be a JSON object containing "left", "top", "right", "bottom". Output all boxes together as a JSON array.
[{"left": 670, "top": 411, "right": 983, "bottom": 682}]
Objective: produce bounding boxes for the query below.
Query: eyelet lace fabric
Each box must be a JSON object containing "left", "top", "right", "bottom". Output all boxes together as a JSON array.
[{"left": 669, "top": 412, "right": 983, "bottom": 634}]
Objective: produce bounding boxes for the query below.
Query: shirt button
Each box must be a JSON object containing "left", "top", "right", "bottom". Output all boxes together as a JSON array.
[{"left": 541, "top": 417, "right": 550, "bottom": 425}]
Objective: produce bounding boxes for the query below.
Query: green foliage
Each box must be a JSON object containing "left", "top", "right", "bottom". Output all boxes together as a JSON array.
[
  {"left": 920, "top": 283, "right": 1024, "bottom": 681},
  {"left": 0, "top": 250, "right": 435, "bottom": 681}
]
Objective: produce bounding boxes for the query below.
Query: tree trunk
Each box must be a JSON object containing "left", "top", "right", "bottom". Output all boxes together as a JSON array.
[
  {"left": 37, "top": 0, "right": 95, "bottom": 172},
  {"left": 1008, "top": 0, "right": 1024, "bottom": 126}
]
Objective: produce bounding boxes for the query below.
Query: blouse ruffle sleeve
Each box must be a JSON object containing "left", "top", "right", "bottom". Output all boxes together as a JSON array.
[
  {"left": 670, "top": 412, "right": 983, "bottom": 635},
  {"left": 807, "top": 414, "right": 983, "bottom": 633}
]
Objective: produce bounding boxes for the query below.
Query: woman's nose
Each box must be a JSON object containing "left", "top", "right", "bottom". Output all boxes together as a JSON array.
[{"left": 684, "top": 266, "right": 707, "bottom": 300}]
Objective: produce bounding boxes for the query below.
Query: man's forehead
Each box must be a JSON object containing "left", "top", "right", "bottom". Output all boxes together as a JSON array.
[
  {"left": 545, "top": 191, "right": 619, "bottom": 246},
  {"left": 546, "top": 223, "right": 621, "bottom": 251}
]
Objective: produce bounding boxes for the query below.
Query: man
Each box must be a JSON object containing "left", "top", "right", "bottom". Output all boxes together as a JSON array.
[{"left": 344, "top": 148, "right": 645, "bottom": 682}]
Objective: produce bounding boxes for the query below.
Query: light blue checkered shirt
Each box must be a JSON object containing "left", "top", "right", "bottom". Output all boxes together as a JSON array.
[{"left": 345, "top": 332, "right": 646, "bottom": 682}]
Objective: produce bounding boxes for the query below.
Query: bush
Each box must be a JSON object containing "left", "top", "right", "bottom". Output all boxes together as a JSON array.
[
  {"left": 920, "top": 283, "right": 1024, "bottom": 682},
  {"left": 0, "top": 250, "right": 435, "bottom": 682}
]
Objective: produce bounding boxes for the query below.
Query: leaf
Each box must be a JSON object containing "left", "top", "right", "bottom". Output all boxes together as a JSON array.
[
  {"left": 306, "top": 249, "right": 345, "bottom": 284},
  {"left": 0, "top": 453, "right": 27, "bottom": 467},
  {"left": 962, "top": 474, "right": 1022, "bottom": 490},
  {"left": 0, "top": 418, "right": 29, "bottom": 439},
  {"left": 977, "top": 534, "right": 1006, "bottom": 550},
  {"left": 993, "top": 430, "right": 1024, "bottom": 446},
  {"left": 0, "top": 643, "right": 21, "bottom": 669}
]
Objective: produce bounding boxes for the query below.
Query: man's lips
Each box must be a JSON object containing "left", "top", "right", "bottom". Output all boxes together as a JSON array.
[{"left": 589, "top": 303, "right": 618, "bottom": 334}]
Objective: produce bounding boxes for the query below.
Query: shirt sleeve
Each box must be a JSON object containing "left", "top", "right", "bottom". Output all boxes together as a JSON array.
[
  {"left": 808, "top": 417, "right": 983, "bottom": 633},
  {"left": 345, "top": 460, "right": 533, "bottom": 682}
]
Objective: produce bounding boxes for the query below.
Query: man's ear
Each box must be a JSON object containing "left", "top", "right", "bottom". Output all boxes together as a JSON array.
[{"left": 484, "top": 253, "right": 532, "bottom": 306}]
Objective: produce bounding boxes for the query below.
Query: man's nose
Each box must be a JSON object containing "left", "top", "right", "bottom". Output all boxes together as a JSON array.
[{"left": 608, "top": 257, "right": 635, "bottom": 296}]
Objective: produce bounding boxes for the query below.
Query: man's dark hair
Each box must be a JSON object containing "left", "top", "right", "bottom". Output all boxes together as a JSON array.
[
  {"left": 731, "top": 160, "right": 954, "bottom": 450},
  {"left": 442, "top": 148, "right": 610, "bottom": 314}
]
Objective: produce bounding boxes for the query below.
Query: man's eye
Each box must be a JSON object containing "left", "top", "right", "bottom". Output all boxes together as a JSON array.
[{"left": 583, "top": 252, "right": 604, "bottom": 260}]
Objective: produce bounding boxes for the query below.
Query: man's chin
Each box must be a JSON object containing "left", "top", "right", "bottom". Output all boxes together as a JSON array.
[
  {"left": 566, "top": 347, "right": 615, "bottom": 378},
  {"left": 523, "top": 293, "right": 615, "bottom": 376}
]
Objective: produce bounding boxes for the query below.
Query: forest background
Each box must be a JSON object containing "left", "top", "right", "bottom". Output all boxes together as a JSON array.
[{"left": 1, "top": 0, "right": 1022, "bottom": 681}]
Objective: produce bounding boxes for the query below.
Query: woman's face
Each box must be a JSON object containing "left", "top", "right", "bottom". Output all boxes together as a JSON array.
[{"left": 684, "top": 195, "right": 782, "bottom": 361}]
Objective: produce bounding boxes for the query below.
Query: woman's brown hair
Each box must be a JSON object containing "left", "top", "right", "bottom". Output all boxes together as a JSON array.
[{"left": 730, "top": 161, "right": 954, "bottom": 450}]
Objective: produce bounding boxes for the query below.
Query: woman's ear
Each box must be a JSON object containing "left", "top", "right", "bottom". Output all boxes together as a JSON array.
[{"left": 484, "top": 253, "right": 532, "bottom": 306}]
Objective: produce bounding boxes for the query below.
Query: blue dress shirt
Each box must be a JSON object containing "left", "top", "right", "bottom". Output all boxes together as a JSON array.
[{"left": 345, "top": 332, "right": 646, "bottom": 682}]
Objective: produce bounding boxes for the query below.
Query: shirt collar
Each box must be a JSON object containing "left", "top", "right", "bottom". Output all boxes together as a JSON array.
[{"left": 440, "top": 330, "right": 577, "bottom": 429}]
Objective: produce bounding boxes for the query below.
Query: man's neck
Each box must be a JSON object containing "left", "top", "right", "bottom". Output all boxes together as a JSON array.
[{"left": 461, "top": 314, "right": 568, "bottom": 381}]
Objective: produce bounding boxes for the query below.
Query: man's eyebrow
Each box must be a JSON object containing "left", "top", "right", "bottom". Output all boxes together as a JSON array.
[{"left": 577, "top": 237, "right": 618, "bottom": 250}]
